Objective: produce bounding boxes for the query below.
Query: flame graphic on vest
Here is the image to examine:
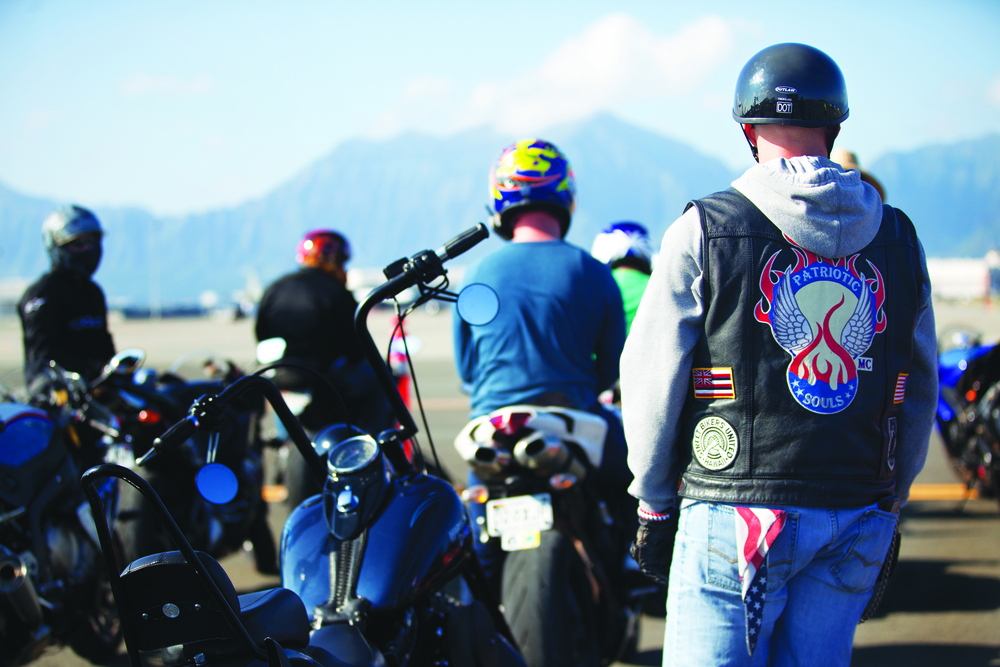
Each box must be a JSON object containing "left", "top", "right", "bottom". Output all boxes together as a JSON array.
[{"left": 754, "top": 239, "right": 886, "bottom": 414}]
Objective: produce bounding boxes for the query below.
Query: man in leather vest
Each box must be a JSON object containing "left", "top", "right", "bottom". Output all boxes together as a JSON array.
[{"left": 621, "top": 43, "right": 937, "bottom": 666}]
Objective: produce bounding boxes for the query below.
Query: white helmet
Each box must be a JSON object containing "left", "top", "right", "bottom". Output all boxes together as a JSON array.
[{"left": 591, "top": 221, "right": 653, "bottom": 273}]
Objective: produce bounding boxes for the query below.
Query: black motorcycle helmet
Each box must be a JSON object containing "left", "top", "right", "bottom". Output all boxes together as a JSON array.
[
  {"left": 42, "top": 205, "right": 104, "bottom": 276},
  {"left": 733, "top": 43, "right": 848, "bottom": 161}
]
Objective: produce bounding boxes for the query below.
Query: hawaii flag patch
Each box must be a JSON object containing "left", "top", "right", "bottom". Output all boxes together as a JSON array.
[{"left": 693, "top": 367, "right": 736, "bottom": 399}]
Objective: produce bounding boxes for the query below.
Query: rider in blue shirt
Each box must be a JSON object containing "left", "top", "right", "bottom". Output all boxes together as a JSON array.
[{"left": 454, "top": 138, "right": 630, "bottom": 520}]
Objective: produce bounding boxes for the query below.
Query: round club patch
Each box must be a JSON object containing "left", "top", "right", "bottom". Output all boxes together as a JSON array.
[{"left": 692, "top": 416, "right": 738, "bottom": 471}]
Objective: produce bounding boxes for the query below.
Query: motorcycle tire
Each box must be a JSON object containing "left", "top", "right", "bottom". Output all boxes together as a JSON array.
[
  {"left": 69, "top": 531, "right": 125, "bottom": 663},
  {"left": 500, "top": 530, "right": 600, "bottom": 667}
]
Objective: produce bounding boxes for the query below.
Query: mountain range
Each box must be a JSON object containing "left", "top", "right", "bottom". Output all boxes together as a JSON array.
[{"left": 1, "top": 114, "right": 997, "bottom": 308}]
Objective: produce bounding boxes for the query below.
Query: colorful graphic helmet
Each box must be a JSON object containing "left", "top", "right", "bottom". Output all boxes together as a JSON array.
[
  {"left": 733, "top": 43, "right": 848, "bottom": 128},
  {"left": 42, "top": 205, "right": 104, "bottom": 275},
  {"left": 591, "top": 221, "right": 654, "bottom": 273},
  {"left": 489, "top": 139, "right": 576, "bottom": 240},
  {"left": 296, "top": 230, "right": 351, "bottom": 269}
]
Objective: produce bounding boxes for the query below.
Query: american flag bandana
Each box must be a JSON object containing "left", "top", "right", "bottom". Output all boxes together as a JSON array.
[{"left": 735, "top": 507, "right": 787, "bottom": 656}]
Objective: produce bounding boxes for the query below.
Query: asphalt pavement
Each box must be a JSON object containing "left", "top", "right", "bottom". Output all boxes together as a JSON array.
[{"left": 2, "top": 302, "right": 999, "bottom": 666}]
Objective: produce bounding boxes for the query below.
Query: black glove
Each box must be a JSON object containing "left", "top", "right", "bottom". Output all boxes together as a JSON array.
[{"left": 629, "top": 508, "right": 680, "bottom": 586}]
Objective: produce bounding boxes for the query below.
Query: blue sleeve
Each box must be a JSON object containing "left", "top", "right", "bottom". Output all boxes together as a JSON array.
[
  {"left": 594, "top": 265, "right": 626, "bottom": 393},
  {"left": 453, "top": 305, "right": 474, "bottom": 385},
  {"left": 452, "top": 264, "right": 480, "bottom": 386}
]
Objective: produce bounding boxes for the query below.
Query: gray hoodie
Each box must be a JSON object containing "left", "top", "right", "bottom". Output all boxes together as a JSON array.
[{"left": 621, "top": 155, "right": 937, "bottom": 513}]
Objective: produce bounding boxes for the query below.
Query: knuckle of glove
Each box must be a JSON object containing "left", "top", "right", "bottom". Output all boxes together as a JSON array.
[{"left": 631, "top": 520, "right": 677, "bottom": 585}]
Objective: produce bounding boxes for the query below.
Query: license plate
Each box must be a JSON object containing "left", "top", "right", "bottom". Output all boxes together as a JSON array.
[{"left": 485, "top": 493, "right": 553, "bottom": 541}]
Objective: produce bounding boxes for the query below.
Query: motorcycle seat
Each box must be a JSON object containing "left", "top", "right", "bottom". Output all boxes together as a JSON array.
[
  {"left": 118, "top": 550, "right": 310, "bottom": 655},
  {"left": 237, "top": 587, "right": 311, "bottom": 648}
]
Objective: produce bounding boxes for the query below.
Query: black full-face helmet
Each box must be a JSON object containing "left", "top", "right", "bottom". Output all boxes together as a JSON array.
[
  {"left": 733, "top": 43, "right": 848, "bottom": 160},
  {"left": 42, "top": 205, "right": 104, "bottom": 276}
]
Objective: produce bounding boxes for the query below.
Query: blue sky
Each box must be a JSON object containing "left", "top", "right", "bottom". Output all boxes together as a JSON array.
[{"left": 1, "top": 0, "right": 998, "bottom": 216}]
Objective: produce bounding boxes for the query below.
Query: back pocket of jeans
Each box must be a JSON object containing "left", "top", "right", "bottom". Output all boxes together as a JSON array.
[
  {"left": 830, "top": 509, "right": 897, "bottom": 593},
  {"left": 706, "top": 505, "right": 796, "bottom": 594}
]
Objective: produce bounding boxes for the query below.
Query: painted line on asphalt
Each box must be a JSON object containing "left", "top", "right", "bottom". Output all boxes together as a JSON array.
[
  {"left": 908, "top": 483, "right": 978, "bottom": 501},
  {"left": 263, "top": 485, "right": 289, "bottom": 503}
]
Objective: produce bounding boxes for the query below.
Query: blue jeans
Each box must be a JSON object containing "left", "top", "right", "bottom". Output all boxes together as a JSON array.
[{"left": 662, "top": 499, "right": 898, "bottom": 667}]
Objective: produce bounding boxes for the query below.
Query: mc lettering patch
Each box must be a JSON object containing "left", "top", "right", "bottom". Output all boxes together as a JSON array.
[{"left": 754, "top": 240, "right": 887, "bottom": 415}]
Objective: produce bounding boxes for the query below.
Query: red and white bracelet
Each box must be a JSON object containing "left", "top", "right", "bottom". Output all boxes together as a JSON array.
[{"left": 638, "top": 506, "right": 676, "bottom": 522}]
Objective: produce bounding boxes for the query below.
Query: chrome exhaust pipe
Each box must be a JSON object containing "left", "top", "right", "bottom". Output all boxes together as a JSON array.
[
  {"left": 513, "top": 433, "right": 587, "bottom": 481},
  {"left": 0, "top": 554, "right": 43, "bottom": 628},
  {"left": 466, "top": 445, "right": 512, "bottom": 481}
]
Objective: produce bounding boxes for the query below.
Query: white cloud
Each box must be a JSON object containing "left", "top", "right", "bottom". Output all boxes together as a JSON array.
[
  {"left": 990, "top": 73, "right": 1000, "bottom": 109},
  {"left": 205, "top": 131, "right": 226, "bottom": 150},
  {"left": 371, "top": 14, "right": 745, "bottom": 138},
  {"left": 369, "top": 76, "right": 458, "bottom": 138},
  {"left": 119, "top": 74, "right": 215, "bottom": 96},
  {"left": 400, "top": 76, "right": 454, "bottom": 102},
  {"left": 26, "top": 109, "right": 58, "bottom": 132}
]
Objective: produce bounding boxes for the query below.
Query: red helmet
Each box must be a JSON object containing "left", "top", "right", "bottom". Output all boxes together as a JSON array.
[{"left": 296, "top": 230, "right": 351, "bottom": 269}]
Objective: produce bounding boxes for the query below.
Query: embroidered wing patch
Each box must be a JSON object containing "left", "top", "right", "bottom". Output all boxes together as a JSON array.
[{"left": 755, "top": 240, "right": 887, "bottom": 414}]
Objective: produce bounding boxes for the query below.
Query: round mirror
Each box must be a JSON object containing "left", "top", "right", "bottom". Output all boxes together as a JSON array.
[
  {"left": 196, "top": 463, "right": 239, "bottom": 505},
  {"left": 456, "top": 283, "right": 500, "bottom": 326},
  {"left": 106, "top": 348, "right": 146, "bottom": 376}
]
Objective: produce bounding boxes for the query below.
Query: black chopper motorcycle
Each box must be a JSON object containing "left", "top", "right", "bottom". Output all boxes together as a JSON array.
[
  {"left": 90, "top": 348, "right": 277, "bottom": 573},
  {"left": 81, "top": 223, "right": 527, "bottom": 666},
  {"left": 1, "top": 365, "right": 126, "bottom": 666}
]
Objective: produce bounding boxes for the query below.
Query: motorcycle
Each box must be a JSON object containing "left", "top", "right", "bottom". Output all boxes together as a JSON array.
[
  {"left": 454, "top": 404, "right": 652, "bottom": 666},
  {"left": 936, "top": 325, "right": 1000, "bottom": 506},
  {"left": 0, "top": 366, "right": 125, "bottom": 666},
  {"left": 81, "top": 223, "right": 527, "bottom": 666},
  {"left": 255, "top": 308, "right": 426, "bottom": 511},
  {"left": 253, "top": 340, "right": 354, "bottom": 512},
  {"left": 90, "top": 348, "right": 277, "bottom": 573}
]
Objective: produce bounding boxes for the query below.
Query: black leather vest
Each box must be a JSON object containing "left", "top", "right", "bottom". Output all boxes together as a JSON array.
[{"left": 677, "top": 189, "right": 922, "bottom": 507}]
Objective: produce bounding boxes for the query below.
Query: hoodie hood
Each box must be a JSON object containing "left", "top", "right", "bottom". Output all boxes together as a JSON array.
[{"left": 732, "top": 155, "right": 884, "bottom": 258}]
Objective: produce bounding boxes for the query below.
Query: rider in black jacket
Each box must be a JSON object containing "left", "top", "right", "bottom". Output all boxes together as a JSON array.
[
  {"left": 19, "top": 205, "right": 115, "bottom": 386},
  {"left": 256, "top": 229, "right": 392, "bottom": 435}
]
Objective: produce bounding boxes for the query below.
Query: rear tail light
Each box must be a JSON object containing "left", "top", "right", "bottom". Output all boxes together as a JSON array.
[
  {"left": 461, "top": 485, "right": 489, "bottom": 504},
  {"left": 138, "top": 409, "right": 162, "bottom": 425}
]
